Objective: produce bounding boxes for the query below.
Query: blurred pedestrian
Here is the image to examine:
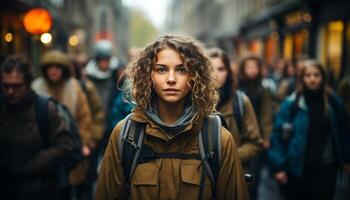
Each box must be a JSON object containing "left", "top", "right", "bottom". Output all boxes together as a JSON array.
[
  {"left": 72, "top": 52, "right": 106, "bottom": 199},
  {"left": 238, "top": 55, "right": 274, "bottom": 200},
  {"left": 96, "top": 34, "right": 249, "bottom": 200},
  {"left": 276, "top": 61, "right": 296, "bottom": 101},
  {"left": 85, "top": 40, "right": 122, "bottom": 153},
  {"left": 208, "top": 47, "right": 262, "bottom": 163},
  {"left": 0, "top": 56, "right": 73, "bottom": 200},
  {"left": 269, "top": 60, "right": 350, "bottom": 200},
  {"left": 32, "top": 50, "right": 94, "bottom": 200}
]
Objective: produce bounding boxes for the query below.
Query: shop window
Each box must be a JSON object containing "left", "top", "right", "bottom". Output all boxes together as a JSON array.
[
  {"left": 265, "top": 31, "right": 279, "bottom": 64},
  {"left": 326, "top": 21, "right": 344, "bottom": 80},
  {"left": 294, "top": 29, "right": 309, "bottom": 57},
  {"left": 284, "top": 34, "right": 293, "bottom": 60},
  {"left": 249, "top": 39, "right": 263, "bottom": 57}
]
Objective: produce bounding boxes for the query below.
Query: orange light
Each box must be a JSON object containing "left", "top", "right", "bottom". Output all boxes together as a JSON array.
[{"left": 23, "top": 8, "right": 52, "bottom": 34}]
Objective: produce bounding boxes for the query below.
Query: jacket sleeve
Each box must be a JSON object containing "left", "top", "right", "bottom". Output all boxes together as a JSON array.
[
  {"left": 216, "top": 127, "right": 249, "bottom": 200},
  {"left": 22, "top": 101, "right": 74, "bottom": 176},
  {"left": 260, "top": 88, "right": 274, "bottom": 139},
  {"left": 268, "top": 99, "right": 292, "bottom": 172},
  {"left": 96, "top": 120, "right": 128, "bottom": 200},
  {"left": 86, "top": 81, "right": 105, "bottom": 141},
  {"left": 75, "top": 83, "right": 93, "bottom": 146},
  {"left": 238, "top": 95, "right": 262, "bottom": 161},
  {"left": 332, "top": 95, "right": 350, "bottom": 163}
]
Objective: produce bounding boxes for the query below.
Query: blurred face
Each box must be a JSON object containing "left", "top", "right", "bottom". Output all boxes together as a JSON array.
[
  {"left": 97, "top": 58, "right": 110, "bottom": 72},
  {"left": 151, "top": 48, "right": 191, "bottom": 105},
  {"left": 287, "top": 65, "right": 296, "bottom": 77},
  {"left": 211, "top": 57, "right": 228, "bottom": 88},
  {"left": 303, "top": 66, "right": 323, "bottom": 90},
  {"left": 244, "top": 59, "right": 259, "bottom": 80},
  {"left": 47, "top": 65, "right": 63, "bottom": 83},
  {"left": 1, "top": 70, "right": 28, "bottom": 104}
]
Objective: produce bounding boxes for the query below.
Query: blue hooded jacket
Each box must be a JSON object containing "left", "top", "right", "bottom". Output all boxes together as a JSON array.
[{"left": 268, "top": 92, "right": 350, "bottom": 176}]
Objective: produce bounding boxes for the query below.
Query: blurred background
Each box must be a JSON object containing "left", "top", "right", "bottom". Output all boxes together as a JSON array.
[{"left": 1, "top": 0, "right": 350, "bottom": 81}]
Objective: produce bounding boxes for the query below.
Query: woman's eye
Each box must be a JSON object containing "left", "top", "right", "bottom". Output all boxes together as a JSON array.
[
  {"left": 177, "top": 67, "right": 187, "bottom": 73},
  {"left": 157, "top": 68, "right": 167, "bottom": 73}
]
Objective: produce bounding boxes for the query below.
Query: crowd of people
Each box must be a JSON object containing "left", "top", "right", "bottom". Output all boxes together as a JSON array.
[{"left": 1, "top": 34, "right": 350, "bottom": 200}]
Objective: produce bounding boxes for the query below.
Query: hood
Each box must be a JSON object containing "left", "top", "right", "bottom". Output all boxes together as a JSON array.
[{"left": 86, "top": 56, "right": 119, "bottom": 79}]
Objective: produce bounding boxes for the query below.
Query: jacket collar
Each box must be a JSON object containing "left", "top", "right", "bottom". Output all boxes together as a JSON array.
[{"left": 131, "top": 107, "right": 203, "bottom": 142}]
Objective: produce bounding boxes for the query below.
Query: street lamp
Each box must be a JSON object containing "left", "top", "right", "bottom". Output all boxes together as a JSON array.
[{"left": 40, "top": 33, "right": 52, "bottom": 44}]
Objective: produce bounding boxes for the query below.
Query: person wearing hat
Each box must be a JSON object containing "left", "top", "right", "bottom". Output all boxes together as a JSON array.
[{"left": 32, "top": 50, "right": 94, "bottom": 199}]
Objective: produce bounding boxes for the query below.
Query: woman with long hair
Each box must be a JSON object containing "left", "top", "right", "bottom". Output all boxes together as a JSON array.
[
  {"left": 96, "top": 35, "right": 249, "bottom": 200},
  {"left": 269, "top": 60, "right": 350, "bottom": 200},
  {"left": 208, "top": 48, "right": 261, "bottom": 163}
]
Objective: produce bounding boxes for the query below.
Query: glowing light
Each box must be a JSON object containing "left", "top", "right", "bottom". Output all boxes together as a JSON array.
[
  {"left": 4, "top": 33, "right": 13, "bottom": 42},
  {"left": 23, "top": 8, "right": 52, "bottom": 34},
  {"left": 68, "top": 35, "right": 79, "bottom": 46},
  {"left": 303, "top": 13, "right": 312, "bottom": 23},
  {"left": 40, "top": 33, "right": 52, "bottom": 44}
]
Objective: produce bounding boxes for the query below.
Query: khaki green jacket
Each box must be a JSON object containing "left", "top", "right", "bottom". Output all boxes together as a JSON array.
[
  {"left": 96, "top": 108, "right": 249, "bottom": 200},
  {"left": 218, "top": 95, "right": 261, "bottom": 162},
  {"left": 258, "top": 88, "right": 274, "bottom": 140}
]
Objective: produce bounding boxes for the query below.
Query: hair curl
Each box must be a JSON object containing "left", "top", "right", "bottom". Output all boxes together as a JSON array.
[{"left": 124, "top": 34, "right": 219, "bottom": 118}]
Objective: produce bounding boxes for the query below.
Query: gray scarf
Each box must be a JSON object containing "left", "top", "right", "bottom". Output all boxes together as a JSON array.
[{"left": 145, "top": 97, "right": 197, "bottom": 136}]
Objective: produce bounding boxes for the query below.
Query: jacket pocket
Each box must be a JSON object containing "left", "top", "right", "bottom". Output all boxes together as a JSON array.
[
  {"left": 180, "top": 160, "right": 211, "bottom": 200},
  {"left": 131, "top": 162, "right": 159, "bottom": 199}
]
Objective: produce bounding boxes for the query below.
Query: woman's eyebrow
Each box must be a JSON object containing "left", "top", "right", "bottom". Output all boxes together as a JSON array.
[
  {"left": 154, "top": 64, "right": 184, "bottom": 67},
  {"left": 154, "top": 64, "right": 168, "bottom": 67}
]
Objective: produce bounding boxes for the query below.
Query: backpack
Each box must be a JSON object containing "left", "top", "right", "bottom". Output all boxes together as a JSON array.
[
  {"left": 118, "top": 113, "right": 222, "bottom": 200},
  {"left": 233, "top": 90, "right": 245, "bottom": 135},
  {"left": 35, "top": 94, "right": 84, "bottom": 188}
]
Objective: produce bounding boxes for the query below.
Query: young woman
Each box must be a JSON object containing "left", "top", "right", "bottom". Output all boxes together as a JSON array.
[
  {"left": 269, "top": 60, "right": 350, "bottom": 200},
  {"left": 238, "top": 56, "right": 274, "bottom": 150},
  {"left": 96, "top": 35, "right": 249, "bottom": 200},
  {"left": 208, "top": 48, "right": 261, "bottom": 163}
]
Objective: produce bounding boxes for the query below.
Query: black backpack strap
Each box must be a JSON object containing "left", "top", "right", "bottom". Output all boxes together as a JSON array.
[
  {"left": 35, "top": 94, "right": 50, "bottom": 148},
  {"left": 198, "top": 114, "right": 222, "bottom": 200},
  {"left": 118, "top": 114, "right": 145, "bottom": 189},
  {"left": 233, "top": 90, "right": 245, "bottom": 135}
]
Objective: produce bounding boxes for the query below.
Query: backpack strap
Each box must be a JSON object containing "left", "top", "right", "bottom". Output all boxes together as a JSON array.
[
  {"left": 233, "top": 90, "right": 245, "bottom": 135},
  {"left": 198, "top": 114, "right": 222, "bottom": 199},
  {"left": 35, "top": 94, "right": 50, "bottom": 148},
  {"left": 118, "top": 113, "right": 222, "bottom": 199},
  {"left": 118, "top": 114, "right": 145, "bottom": 189}
]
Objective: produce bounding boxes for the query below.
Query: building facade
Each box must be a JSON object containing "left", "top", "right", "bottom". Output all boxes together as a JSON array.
[
  {"left": 0, "top": 0, "right": 129, "bottom": 72},
  {"left": 165, "top": 0, "right": 350, "bottom": 82}
]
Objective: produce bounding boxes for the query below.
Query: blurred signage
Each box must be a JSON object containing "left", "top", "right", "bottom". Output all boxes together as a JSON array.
[
  {"left": 23, "top": 8, "right": 52, "bottom": 34},
  {"left": 284, "top": 11, "right": 312, "bottom": 26},
  {"left": 95, "top": 30, "right": 113, "bottom": 41}
]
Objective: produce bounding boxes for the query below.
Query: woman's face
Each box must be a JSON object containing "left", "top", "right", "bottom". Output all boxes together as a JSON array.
[
  {"left": 303, "top": 66, "right": 323, "bottom": 90},
  {"left": 244, "top": 59, "right": 259, "bottom": 80},
  {"left": 47, "top": 65, "right": 63, "bottom": 82},
  {"left": 211, "top": 57, "right": 228, "bottom": 88},
  {"left": 151, "top": 48, "right": 191, "bottom": 105}
]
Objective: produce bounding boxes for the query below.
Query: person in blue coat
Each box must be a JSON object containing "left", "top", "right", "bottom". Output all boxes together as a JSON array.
[{"left": 268, "top": 59, "right": 350, "bottom": 200}]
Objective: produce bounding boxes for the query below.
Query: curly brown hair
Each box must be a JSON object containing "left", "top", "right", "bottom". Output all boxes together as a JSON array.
[{"left": 124, "top": 34, "right": 219, "bottom": 118}]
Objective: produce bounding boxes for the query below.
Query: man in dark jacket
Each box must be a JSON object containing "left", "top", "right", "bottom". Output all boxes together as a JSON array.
[{"left": 0, "top": 56, "right": 74, "bottom": 200}]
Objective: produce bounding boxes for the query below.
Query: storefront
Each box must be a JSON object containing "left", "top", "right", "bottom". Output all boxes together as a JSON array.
[
  {"left": 315, "top": 0, "right": 350, "bottom": 81},
  {"left": 279, "top": 8, "right": 313, "bottom": 61}
]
